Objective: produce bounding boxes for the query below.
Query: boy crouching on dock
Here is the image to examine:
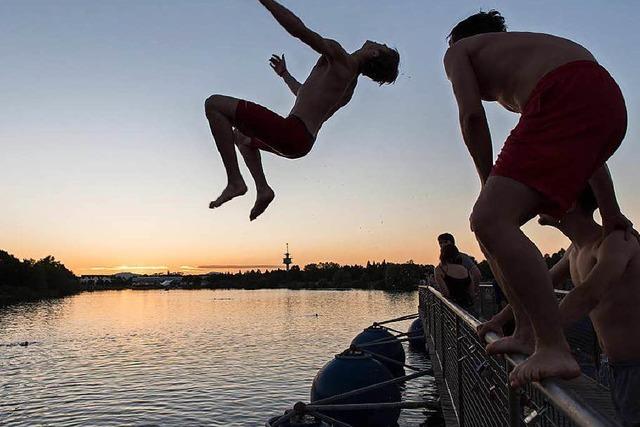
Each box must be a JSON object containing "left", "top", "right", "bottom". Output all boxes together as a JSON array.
[{"left": 478, "top": 187, "right": 640, "bottom": 426}]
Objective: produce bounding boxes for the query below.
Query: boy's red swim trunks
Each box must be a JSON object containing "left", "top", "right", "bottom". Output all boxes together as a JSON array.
[
  {"left": 234, "top": 100, "right": 315, "bottom": 159},
  {"left": 491, "top": 60, "right": 627, "bottom": 217}
]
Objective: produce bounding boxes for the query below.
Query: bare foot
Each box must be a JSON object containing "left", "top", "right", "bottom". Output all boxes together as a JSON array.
[
  {"left": 209, "top": 182, "right": 247, "bottom": 209},
  {"left": 509, "top": 346, "right": 581, "bottom": 387},
  {"left": 249, "top": 187, "right": 275, "bottom": 221},
  {"left": 477, "top": 318, "right": 505, "bottom": 341},
  {"left": 486, "top": 334, "right": 534, "bottom": 356}
]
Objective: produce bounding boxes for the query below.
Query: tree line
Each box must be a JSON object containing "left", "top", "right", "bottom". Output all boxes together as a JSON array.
[
  {"left": 0, "top": 250, "right": 80, "bottom": 305},
  {"left": 0, "top": 247, "right": 570, "bottom": 306},
  {"left": 178, "top": 260, "right": 434, "bottom": 291}
]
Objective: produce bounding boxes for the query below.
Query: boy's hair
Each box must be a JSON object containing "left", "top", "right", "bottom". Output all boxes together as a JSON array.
[
  {"left": 576, "top": 185, "right": 598, "bottom": 214},
  {"left": 440, "top": 244, "right": 462, "bottom": 265},
  {"left": 362, "top": 47, "right": 400, "bottom": 85},
  {"left": 448, "top": 10, "right": 507, "bottom": 44},
  {"left": 438, "top": 233, "right": 455, "bottom": 244}
]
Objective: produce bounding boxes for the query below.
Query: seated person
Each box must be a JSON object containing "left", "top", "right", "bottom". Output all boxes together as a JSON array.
[{"left": 435, "top": 244, "right": 476, "bottom": 313}]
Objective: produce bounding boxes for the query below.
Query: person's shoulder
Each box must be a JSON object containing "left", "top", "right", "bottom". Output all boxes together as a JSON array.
[
  {"left": 322, "top": 39, "right": 351, "bottom": 63},
  {"left": 443, "top": 41, "right": 472, "bottom": 72},
  {"left": 459, "top": 252, "right": 477, "bottom": 266},
  {"left": 597, "top": 231, "right": 640, "bottom": 259},
  {"left": 459, "top": 252, "right": 475, "bottom": 261},
  {"left": 564, "top": 244, "right": 576, "bottom": 257},
  {"left": 443, "top": 36, "right": 490, "bottom": 72}
]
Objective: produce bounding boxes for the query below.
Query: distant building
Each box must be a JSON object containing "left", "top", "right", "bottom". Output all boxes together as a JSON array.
[
  {"left": 80, "top": 275, "right": 113, "bottom": 283},
  {"left": 113, "top": 272, "right": 138, "bottom": 280},
  {"left": 132, "top": 275, "right": 183, "bottom": 286}
]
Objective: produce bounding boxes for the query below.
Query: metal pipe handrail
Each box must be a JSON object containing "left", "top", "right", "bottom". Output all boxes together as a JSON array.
[
  {"left": 373, "top": 313, "right": 418, "bottom": 325},
  {"left": 479, "top": 283, "right": 572, "bottom": 297},
  {"left": 310, "top": 368, "right": 433, "bottom": 406},
  {"left": 355, "top": 347, "right": 423, "bottom": 371},
  {"left": 424, "top": 286, "right": 618, "bottom": 427},
  {"left": 306, "top": 401, "right": 439, "bottom": 411}
]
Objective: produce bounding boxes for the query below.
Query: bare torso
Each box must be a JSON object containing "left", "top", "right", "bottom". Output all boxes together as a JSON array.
[
  {"left": 456, "top": 32, "right": 596, "bottom": 113},
  {"left": 568, "top": 239, "right": 640, "bottom": 362},
  {"left": 290, "top": 55, "right": 359, "bottom": 137}
]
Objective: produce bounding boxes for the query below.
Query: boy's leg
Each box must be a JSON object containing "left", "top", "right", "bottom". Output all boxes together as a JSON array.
[
  {"left": 471, "top": 175, "right": 580, "bottom": 386},
  {"left": 205, "top": 94, "right": 247, "bottom": 209},
  {"left": 480, "top": 251, "right": 534, "bottom": 356},
  {"left": 234, "top": 130, "right": 275, "bottom": 221}
]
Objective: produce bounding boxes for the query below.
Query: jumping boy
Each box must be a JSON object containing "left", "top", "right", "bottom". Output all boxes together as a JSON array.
[
  {"left": 444, "top": 10, "right": 631, "bottom": 385},
  {"left": 205, "top": 0, "right": 399, "bottom": 220}
]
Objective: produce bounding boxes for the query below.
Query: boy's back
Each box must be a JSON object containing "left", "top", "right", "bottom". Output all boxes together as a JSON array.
[{"left": 447, "top": 31, "right": 596, "bottom": 112}]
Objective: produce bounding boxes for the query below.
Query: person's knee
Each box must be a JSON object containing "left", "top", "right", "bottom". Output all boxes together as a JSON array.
[
  {"left": 204, "top": 94, "right": 224, "bottom": 118},
  {"left": 470, "top": 203, "right": 499, "bottom": 247},
  {"left": 283, "top": 141, "right": 313, "bottom": 159}
]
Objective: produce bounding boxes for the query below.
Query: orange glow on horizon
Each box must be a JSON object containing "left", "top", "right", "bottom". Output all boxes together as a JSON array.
[{"left": 9, "top": 221, "right": 569, "bottom": 276}]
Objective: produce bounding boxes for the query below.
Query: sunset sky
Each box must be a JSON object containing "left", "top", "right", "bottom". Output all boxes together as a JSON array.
[{"left": 1, "top": 0, "right": 639, "bottom": 275}]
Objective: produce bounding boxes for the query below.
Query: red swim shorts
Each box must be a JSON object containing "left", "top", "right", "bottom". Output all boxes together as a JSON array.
[
  {"left": 491, "top": 60, "right": 627, "bottom": 218},
  {"left": 234, "top": 100, "right": 315, "bottom": 159}
]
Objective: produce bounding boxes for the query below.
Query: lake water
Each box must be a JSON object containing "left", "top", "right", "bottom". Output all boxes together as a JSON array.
[{"left": 1, "top": 289, "right": 440, "bottom": 426}]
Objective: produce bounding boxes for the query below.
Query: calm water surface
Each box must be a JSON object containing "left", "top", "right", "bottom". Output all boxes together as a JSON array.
[{"left": 1, "top": 289, "right": 440, "bottom": 426}]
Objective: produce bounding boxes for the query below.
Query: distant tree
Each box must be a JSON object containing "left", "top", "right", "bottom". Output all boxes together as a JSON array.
[
  {"left": 0, "top": 251, "right": 79, "bottom": 305},
  {"left": 384, "top": 262, "right": 421, "bottom": 291},
  {"left": 476, "top": 248, "right": 569, "bottom": 285},
  {"left": 0, "top": 251, "right": 26, "bottom": 288},
  {"left": 544, "top": 248, "right": 566, "bottom": 269}
]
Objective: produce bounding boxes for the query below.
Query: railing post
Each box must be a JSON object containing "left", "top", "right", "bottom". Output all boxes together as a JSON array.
[
  {"left": 508, "top": 367, "right": 523, "bottom": 427},
  {"left": 440, "top": 298, "right": 445, "bottom": 378},
  {"left": 456, "top": 316, "right": 464, "bottom": 426}
]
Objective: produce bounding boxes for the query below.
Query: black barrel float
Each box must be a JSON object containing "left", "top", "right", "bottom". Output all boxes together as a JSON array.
[
  {"left": 310, "top": 349, "right": 401, "bottom": 427},
  {"left": 350, "top": 325, "right": 406, "bottom": 377},
  {"left": 408, "top": 317, "right": 426, "bottom": 351},
  {"left": 266, "top": 413, "right": 329, "bottom": 427}
]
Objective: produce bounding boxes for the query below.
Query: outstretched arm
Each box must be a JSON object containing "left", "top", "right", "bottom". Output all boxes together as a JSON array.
[
  {"left": 559, "top": 233, "right": 634, "bottom": 325},
  {"left": 258, "top": 0, "right": 347, "bottom": 59},
  {"left": 444, "top": 46, "right": 493, "bottom": 186},
  {"left": 589, "top": 164, "right": 639, "bottom": 241},
  {"left": 269, "top": 54, "right": 301, "bottom": 96}
]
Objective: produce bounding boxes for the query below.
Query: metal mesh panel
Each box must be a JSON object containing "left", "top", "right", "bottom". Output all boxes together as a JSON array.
[
  {"left": 419, "top": 286, "right": 619, "bottom": 427},
  {"left": 443, "top": 305, "right": 460, "bottom": 414},
  {"left": 522, "top": 382, "right": 575, "bottom": 427}
]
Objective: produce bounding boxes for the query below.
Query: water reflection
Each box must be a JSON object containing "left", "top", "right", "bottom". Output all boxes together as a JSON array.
[{"left": 1, "top": 289, "right": 440, "bottom": 426}]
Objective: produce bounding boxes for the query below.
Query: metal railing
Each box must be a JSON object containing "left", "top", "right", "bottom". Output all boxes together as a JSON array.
[{"left": 419, "top": 286, "right": 620, "bottom": 427}]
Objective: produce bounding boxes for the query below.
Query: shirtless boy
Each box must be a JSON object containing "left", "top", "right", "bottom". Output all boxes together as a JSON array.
[
  {"left": 478, "top": 187, "right": 640, "bottom": 425},
  {"left": 444, "top": 10, "right": 630, "bottom": 385},
  {"left": 205, "top": 0, "right": 399, "bottom": 220}
]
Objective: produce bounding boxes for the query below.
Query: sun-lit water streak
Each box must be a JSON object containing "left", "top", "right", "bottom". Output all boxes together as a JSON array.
[{"left": 1, "top": 289, "right": 439, "bottom": 426}]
